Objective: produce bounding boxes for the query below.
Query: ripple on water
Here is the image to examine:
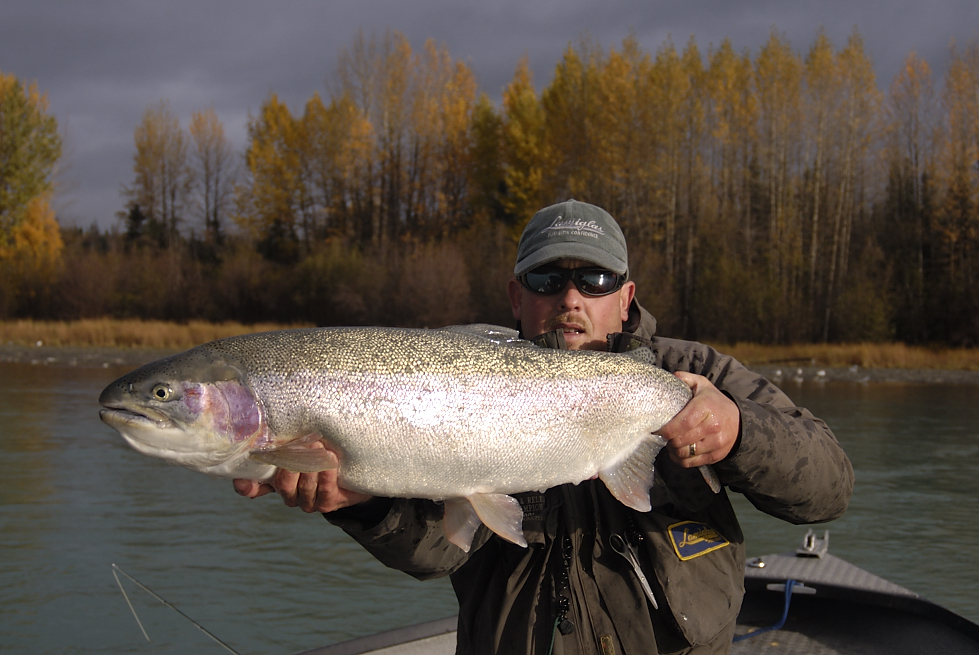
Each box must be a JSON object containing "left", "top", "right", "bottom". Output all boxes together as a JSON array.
[{"left": 1, "top": 367, "right": 976, "bottom": 654}]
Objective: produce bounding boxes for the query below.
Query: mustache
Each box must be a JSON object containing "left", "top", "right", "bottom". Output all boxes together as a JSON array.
[{"left": 545, "top": 314, "right": 590, "bottom": 332}]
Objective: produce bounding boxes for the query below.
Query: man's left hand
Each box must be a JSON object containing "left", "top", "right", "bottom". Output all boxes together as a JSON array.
[{"left": 656, "top": 372, "right": 740, "bottom": 468}]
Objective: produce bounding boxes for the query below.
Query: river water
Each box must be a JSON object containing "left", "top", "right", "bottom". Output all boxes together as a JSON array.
[{"left": 0, "top": 361, "right": 976, "bottom": 654}]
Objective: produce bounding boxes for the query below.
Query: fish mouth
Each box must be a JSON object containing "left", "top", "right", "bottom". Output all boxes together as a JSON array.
[
  {"left": 99, "top": 405, "right": 174, "bottom": 428},
  {"left": 100, "top": 407, "right": 214, "bottom": 457}
]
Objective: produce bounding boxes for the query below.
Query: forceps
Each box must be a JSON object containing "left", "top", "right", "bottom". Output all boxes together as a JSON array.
[{"left": 609, "top": 533, "right": 659, "bottom": 610}]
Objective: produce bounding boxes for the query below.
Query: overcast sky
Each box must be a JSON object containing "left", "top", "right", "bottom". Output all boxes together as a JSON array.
[{"left": 2, "top": 0, "right": 977, "bottom": 230}]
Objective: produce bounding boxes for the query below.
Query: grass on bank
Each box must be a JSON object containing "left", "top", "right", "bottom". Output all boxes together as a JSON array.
[
  {"left": 713, "top": 342, "right": 979, "bottom": 371},
  {"left": 2, "top": 319, "right": 978, "bottom": 371},
  {"left": 0, "top": 319, "right": 312, "bottom": 350}
]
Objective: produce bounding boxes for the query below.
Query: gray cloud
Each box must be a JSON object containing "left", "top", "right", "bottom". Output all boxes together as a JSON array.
[{"left": 2, "top": 0, "right": 977, "bottom": 229}]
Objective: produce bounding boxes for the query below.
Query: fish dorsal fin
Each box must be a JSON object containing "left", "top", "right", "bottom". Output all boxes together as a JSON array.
[
  {"left": 443, "top": 498, "right": 483, "bottom": 553},
  {"left": 599, "top": 435, "right": 669, "bottom": 513},
  {"left": 439, "top": 324, "right": 528, "bottom": 346},
  {"left": 249, "top": 438, "right": 338, "bottom": 473},
  {"left": 621, "top": 346, "right": 657, "bottom": 367}
]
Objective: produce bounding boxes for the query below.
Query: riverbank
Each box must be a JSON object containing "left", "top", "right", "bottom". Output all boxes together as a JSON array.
[
  {"left": 4, "top": 341, "right": 979, "bottom": 384},
  {"left": 0, "top": 343, "right": 180, "bottom": 369}
]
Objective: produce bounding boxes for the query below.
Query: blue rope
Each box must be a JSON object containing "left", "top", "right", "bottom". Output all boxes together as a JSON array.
[{"left": 732, "top": 579, "right": 797, "bottom": 643}]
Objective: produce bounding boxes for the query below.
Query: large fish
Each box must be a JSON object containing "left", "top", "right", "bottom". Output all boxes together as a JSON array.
[{"left": 99, "top": 324, "right": 716, "bottom": 551}]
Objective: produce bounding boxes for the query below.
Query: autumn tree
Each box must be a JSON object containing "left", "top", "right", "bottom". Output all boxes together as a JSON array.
[
  {"left": 402, "top": 38, "right": 478, "bottom": 237},
  {"left": 818, "top": 31, "right": 880, "bottom": 341},
  {"left": 541, "top": 40, "right": 604, "bottom": 201},
  {"left": 299, "top": 92, "right": 373, "bottom": 242},
  {"left": 0, "top": 193, "right": 64, "bottom": 304},
  {"left": 675, "top": 39, "right": 709, "bottom": 336},
  {"left": 500, "top": 57, "right": 546, "bottom": 231},
  {"left": 704, "top": 39, "right": 757, "bottom": 266},
  {"left": 754, "top": 30, "right": 804, "bottom": 341},
  {"left": 647, "top": 39, "right": 691, "bottom": 284},
  {"left": 688, "top": 39, "right": 763, "bottom": 343},
  {"left": 0, "top": 70, "right": 63, "bottom": 316},
  {"left": 88, "top": 28, "right": 977, "bottom": 343},
  {"left": 881, "top": 52, "right": 937, "bottom": 341},
  {"left": 333, "top": 29, "right": 413, "bottom": 247},
  {"left": 801, "top": 30, "right": 839, "bottom": 307},
  {"left": 188, "top": 107, "right": 237, "bottom": 244},
  {"left": 0, "top": 69, "right": 61, "bottom": 246},
  {"left": 932, "top": 39, "right": 979, "bottom": 342},
  {"left": 592, "top": 38, "right": 655, "bottom": 235},
  {"left": 122, "top": 100, "right": 192, "bottom": 247},
  {"left": 329, "top": 30, "right": 482, "bottom": 245},
  {"left": 236, "top": 93, "right": 303, "bottom": 262},
  {"left": 468, "top": 93, "right": 509, "bottom": 224}
]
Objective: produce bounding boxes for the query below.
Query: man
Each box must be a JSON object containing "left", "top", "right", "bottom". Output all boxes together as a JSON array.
[{"left": 235, "top": 200, "right": 853, "bottom": 654}]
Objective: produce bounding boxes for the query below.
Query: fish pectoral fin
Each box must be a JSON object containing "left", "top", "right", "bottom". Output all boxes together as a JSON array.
[
  {"left": 467, "top": 493, "right": 527, "bottom": 548},
  {"left": 699, "top": 465, "right": 722, "bottom": 493},
  {"left": 249, "top": 445, "right": 338, "bottom": 473},
  {"left": 443, "top": 498, "right": 483, "bottom": 553},
  {"left": 599, "top": 435, "right": 668, "bottom": 513}
]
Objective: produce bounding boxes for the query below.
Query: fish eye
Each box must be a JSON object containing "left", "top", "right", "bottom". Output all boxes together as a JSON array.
[{"left": 150, "top": 384, "right": 173, "bottom": 401}]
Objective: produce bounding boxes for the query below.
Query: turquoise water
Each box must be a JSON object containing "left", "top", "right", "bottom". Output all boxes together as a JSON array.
[
  {"left": 731, "top": 379, "right": 979, "bottom": 625},
  {"left": 0, "top": 362, "right": 976, "bottom": 654}
]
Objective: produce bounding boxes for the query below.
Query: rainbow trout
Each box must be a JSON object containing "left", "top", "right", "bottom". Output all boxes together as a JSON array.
[{"left": 99, "top": 324, "right": 716, "bottom": 551}]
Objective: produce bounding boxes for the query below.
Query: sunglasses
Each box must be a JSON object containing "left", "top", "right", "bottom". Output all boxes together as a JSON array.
[{"left": 519, "top": 265, "right": 626, "bottom": 297}]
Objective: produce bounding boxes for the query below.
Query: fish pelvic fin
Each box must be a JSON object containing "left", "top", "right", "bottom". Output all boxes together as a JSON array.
[
  {"left": 599, "top": 435, "right": 668, "bottom": 513},
  {"left": 443, "top": 498, "right": 483, "bottom": 553},
  {"left": 249, "top": 437, "right": 338, "bottom": 473},
  {"left": 443, "top": 494, "right": 528, "bottom": 552}
]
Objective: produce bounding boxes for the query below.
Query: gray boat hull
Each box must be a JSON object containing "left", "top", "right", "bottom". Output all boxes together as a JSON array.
[{"left": 297, "top": 533, "right": 979, "bottom": 655}]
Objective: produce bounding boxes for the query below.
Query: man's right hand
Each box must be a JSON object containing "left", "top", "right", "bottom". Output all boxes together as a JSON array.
[{"left": 233, "top": 442, "right": 372, "bottom": 513}]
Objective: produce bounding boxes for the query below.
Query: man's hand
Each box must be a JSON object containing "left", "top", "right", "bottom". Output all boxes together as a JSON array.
[
  {"left": 233, "top": 442, "right": 372, "bottom": 513},
  {"left": 656, "top": 372, "right": 740, "bottom": 468}
]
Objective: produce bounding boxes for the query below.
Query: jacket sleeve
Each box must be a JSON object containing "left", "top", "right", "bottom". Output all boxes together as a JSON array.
[
  {"left": 651, "top": 336, "right": 854, "bottom": 524},
  {"left": 323, "top": 497, "right": 490, "bottom": 580}
]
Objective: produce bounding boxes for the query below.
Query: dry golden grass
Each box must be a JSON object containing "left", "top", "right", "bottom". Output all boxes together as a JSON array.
[
  {"left": 3, "top": 320, "right": 979, "bottom": 370},
  {"left": 713, "top": 341, "right": 979, "bottom": 371},
  {"left": 0, "top": 319, "right": 310, "bottom": 350}
]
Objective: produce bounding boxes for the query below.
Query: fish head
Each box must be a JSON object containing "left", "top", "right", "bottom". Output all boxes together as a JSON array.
[{"left": 99, "top": 347, "right": 267, "bottom": 472}]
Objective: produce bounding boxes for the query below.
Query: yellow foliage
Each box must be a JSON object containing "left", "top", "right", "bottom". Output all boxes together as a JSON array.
[
  {"left": 0, "top": 69, "right": 61, "bottom": 244},
  {"left": 501, "top": 57, "right": 545, "bottom": 230},
  {"left": 0, "top": 194, "right": 63, "bottom": 284}
]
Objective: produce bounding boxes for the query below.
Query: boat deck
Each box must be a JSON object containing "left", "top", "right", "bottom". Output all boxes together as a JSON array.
[{"left": 297, "top": 533, "right": 979, "bottom": 655}]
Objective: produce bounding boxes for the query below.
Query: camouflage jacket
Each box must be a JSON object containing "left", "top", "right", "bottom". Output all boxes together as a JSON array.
[{"left": 325, "top": 301, "right": 854, "bottom": 655}]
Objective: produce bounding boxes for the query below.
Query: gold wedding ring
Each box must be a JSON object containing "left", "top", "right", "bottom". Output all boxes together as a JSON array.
[{"left": 689, "top": 443, "right": 697, "bottom": 458}]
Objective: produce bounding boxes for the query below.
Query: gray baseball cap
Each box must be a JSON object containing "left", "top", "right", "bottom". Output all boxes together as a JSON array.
[{"left": 514, "top": 200, "right": 629, "bottom": 276}]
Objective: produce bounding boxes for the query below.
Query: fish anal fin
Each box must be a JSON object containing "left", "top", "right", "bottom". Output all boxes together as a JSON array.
[
  {"left": 599, "top": 435, "right": 668, "bottom": 513},
  {"left": 249, "top": 436, "right": 338, "bottom": 473},
  {"left": 443, "top": 498, "right": 483, "bottom": 552},
  {"left": 467, "top": 493, "right": 528, "bottom": 548}
]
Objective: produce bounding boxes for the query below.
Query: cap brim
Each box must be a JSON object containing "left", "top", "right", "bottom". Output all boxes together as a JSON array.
[{"left": 514, "top": 242, "right": 628, "bottom": 276}]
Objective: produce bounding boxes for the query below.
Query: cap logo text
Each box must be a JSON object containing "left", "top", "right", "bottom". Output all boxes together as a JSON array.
[{"left": 543, "top": 214, "right": 605, "bottom": 240}]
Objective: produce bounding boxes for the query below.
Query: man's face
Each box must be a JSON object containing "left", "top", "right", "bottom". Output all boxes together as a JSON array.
[{"left": 508, "top": 258, "right": 636, "bottom": 351}]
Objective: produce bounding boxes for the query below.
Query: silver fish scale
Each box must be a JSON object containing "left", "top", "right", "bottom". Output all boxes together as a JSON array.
[{"left": 198, "top": 326, "right": 691, "bottom": 499}]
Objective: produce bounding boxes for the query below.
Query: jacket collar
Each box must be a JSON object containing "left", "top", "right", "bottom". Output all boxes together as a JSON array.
[{"left": 624, "top": 299, "right": 657, "bottom": 339}]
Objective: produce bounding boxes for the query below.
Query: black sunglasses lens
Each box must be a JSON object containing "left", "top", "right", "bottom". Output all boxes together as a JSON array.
[
  {"left": 524, "top": 269, "right": 568, "bottom": 294},
  {"left": 576, "top": 270, "right": 619, "bottom": 295},
  {"left": 522, "top": 267, "right": 621, "bottom": 296}
]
